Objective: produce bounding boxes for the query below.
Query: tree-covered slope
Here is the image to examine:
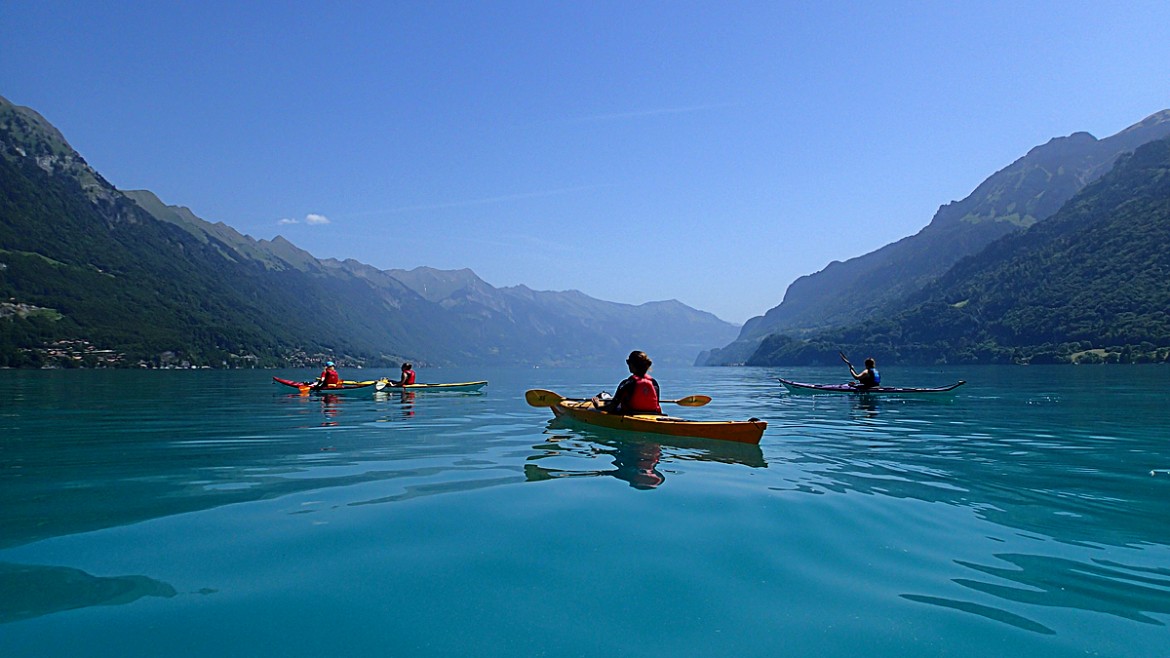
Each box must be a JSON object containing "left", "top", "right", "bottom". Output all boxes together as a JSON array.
[
  {"left": 701, "top": 110, "right": 1170, "bottom": 365},
  {"left": 0, "top": 149, "right": 448, "bottom": 367},
  {"left": 2, "top": 94, "right": 737, "bottom": 367},
  {"left": 748, "top": 137, "right": 1170, "bottom": 366},
  {"left": 0, "top": 95, "right": 477, "bottom": 366}
]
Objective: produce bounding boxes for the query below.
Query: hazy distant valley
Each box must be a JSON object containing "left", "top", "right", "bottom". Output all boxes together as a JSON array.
[{"left": 4, "top": 94, "right": 1170, "bottom": 368}]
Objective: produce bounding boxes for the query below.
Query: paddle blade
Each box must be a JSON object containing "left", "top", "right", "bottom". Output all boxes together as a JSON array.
[
  {"left": 671, "top": 395, "right": 711, "bottom": 407},
  {"left": 375, "top": 380, "right": 387, "bottom": 391},
  {"left": 525, "top": 389, "right": 564, "bottom": 407}
]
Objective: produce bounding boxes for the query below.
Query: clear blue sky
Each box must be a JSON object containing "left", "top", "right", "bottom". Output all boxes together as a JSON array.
[{"left": 3, "top": 2, "right": 1169, "bottom": 323}]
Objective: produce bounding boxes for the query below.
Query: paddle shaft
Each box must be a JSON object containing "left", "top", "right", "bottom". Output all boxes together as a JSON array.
[
  {"left": 840, "top": 351, "right": 866, "bottom": 381},
  {"left": 525, "top": 389, "right": 709, "bottom": 408}
]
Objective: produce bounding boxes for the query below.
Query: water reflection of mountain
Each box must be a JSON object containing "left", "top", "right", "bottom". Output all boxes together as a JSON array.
[
  {"left": 900, "top": 551, "right": 1170, "bottom": 639},
  {"left": 775, "top": 392, "right": 1170, "bottom": 634},
  {"left": 1, "top": 387, "right": 504, "bottom": 551},
  {"left": 0, "top": 562, "right": 177, "bottom": 624},
  {"left": 782, "top": 425, "right": 1168, "bottom": 549},
  {"left": 955, "top": 554, "right": 1170, "bottom": 623},
  {"left": 525, "top": 420, "right": 767, "bottom": 489}
]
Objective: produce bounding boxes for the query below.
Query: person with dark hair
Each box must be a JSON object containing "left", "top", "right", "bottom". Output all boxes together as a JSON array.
[
  {"left": 597, "top": 350, "right": 662, "bottom": 415},
  {"left": 848, "top": 357, "right": 880, "bottom": 388},
  {"left": 389, "top": 362, "right": 416, "bottom": 387}
]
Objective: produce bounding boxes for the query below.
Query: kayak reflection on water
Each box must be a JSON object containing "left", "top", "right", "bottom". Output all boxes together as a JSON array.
[
  {"left": 525, "top": 428, "right": 766, "bottom": 490},
  {"left": 525, "top": 438, "right": 666, "bottom": 490},
  {"left": 373, "top": 389, "right": 416, "bottom": 419},
  {"left": 399, "top": 390, "right": 415, "bottom": 418},
  {"left": 853, "top": 395, "right": 879, "bottom": 416},
  {"left": 320, "top": 394, "right": 341, "bottom": 426},
  {"left": 619, "top": 442, "right": 665, "bottom": 489}
]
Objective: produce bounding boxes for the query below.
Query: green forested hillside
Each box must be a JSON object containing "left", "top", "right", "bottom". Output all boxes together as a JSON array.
[
  {"left": 0, "top": 95, "right": 467, "bottom": 367},
  {"left": 0, "top": 154, "right": 445, "bottom": 367},
  {"left": 749, "top": 137, "right": 1170, "bottom": 366},
  {"left": 1, "top": 95, "right": 737, "bottom": 368},
  {"left": 702, "top": 110, "right": 1170, "bottom": 365}
]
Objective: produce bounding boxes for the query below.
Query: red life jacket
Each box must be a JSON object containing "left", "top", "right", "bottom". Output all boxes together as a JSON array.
[
  {"left": 402, "top": 369, "right": 416, "bottom": 385},
  {"left": 321, "top": 369, "right": 340, "bottom": 386},
  {"left": 623, "top": 375, "right": 661, "bottom": 414}
]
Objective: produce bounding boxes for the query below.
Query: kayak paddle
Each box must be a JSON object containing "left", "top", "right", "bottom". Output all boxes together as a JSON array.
[{"left": 524, "top": 388, "right": 710, "bottom": 408}]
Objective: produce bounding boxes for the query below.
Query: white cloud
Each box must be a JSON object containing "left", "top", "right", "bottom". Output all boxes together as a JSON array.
[{"left": 276, "top": 213, "right": 331, "bottom": 226}]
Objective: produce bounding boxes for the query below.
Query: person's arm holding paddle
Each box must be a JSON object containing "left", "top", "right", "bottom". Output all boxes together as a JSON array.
[{"left": 841, "top": 352, "right": 880, "bottom": 388}]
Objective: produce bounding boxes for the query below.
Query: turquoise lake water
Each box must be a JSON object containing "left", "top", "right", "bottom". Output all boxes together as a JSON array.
[{"left": 1, "top": 365, "right": 1168, "bottom": 657}]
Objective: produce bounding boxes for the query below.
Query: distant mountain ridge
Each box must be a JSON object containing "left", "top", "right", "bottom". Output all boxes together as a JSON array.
[
  {"left": 1, "top": 94, "right": 737, "bottom": 368},
  {"left": 749, "top": 135, "right": 1170, "bottom": 365},
  {"left": 700, "top": 110, "right": 1170, "bottom": 365},
  {"left": 352, "top": 263, "right": 735, "bottom": 365}
]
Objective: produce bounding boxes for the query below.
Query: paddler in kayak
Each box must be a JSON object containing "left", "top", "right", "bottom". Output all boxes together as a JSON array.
[
  {"left": 383, "top": 362, "right": 417, "bottom": 388},
  {"left": 315, "top": 361, "right": 342, "bottom": 389},
  {"left": 594, "top": 350, "right": 663, "bottom": 415},
  {"left": 847, "top": 357, "right": 880, "bottom": 389}
]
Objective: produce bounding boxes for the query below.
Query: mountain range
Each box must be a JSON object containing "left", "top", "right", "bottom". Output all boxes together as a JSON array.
[
  {"left": 699, "top": 110, "right": 1170, "bottom": 366},
  {"left": 0, "top": 95, "right": 737, "bottom": 368},
  {"left": 6, "top": 91, "right": 1170, "bottom": 370},
  {"left": 749, "top": 135, "right": 1170, "bottom": 365}
]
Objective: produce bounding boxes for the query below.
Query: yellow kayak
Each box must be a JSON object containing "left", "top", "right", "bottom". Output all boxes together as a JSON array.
[{"left": 548, "top": 398, "right": 766, "bottom": 445}]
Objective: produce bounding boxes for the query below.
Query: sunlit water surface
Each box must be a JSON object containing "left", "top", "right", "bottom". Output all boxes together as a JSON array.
[{"left": 1, "top": 365, "right": 1168, "bottom": 657}]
